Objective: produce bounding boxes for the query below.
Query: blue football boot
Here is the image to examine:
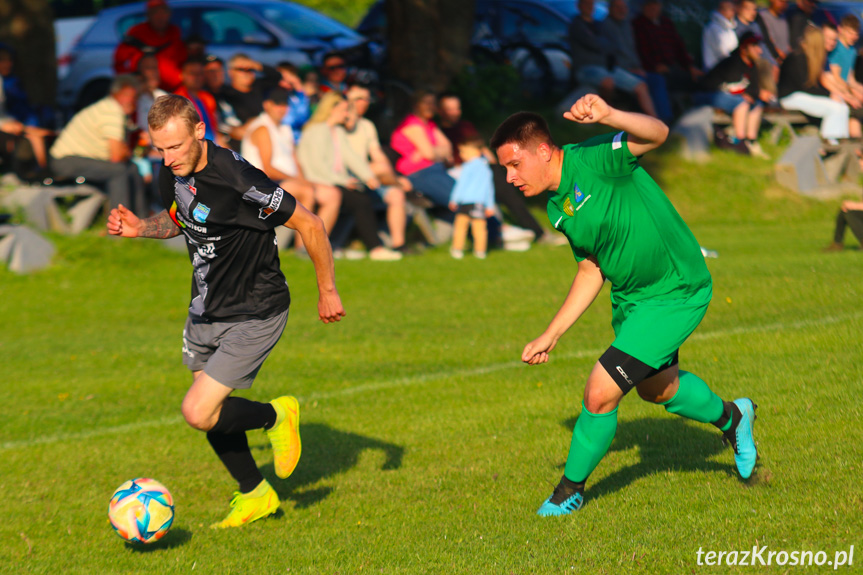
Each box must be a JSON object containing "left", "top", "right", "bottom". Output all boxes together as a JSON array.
[
  {"left": 537, "top": 477, "right": 584, "bottom": 516},
  {"left": 724, "top": 398, "right": 758, "bottom": 479}
]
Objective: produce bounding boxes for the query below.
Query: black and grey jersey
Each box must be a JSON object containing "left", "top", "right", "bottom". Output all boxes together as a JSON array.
[{"left": 158, "top": 141, "right": 298, "bottom": 323}]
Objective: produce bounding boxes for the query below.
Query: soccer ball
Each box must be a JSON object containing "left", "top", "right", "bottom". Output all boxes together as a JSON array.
[{"left": 108, "top": 478, "right": 174, "bottom": 544}]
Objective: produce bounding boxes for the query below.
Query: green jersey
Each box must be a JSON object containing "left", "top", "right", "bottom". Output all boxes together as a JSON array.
[{"left": 547, "top": 132, "right": 711, "bottom": 303}]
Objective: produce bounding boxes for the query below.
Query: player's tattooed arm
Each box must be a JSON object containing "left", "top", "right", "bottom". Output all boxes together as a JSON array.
[{"left": 138, "top": 211, "right": 181, "bottom": 239}]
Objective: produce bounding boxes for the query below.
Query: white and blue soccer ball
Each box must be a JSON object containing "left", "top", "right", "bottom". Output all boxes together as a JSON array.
[{"left": 108, "top": 478, "right": 174, "bottom": 544}]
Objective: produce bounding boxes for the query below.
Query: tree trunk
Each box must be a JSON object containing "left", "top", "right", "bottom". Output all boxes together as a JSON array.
[
  {"left": 0, "top": 0, "right": 57, "bottom": 109},
  {"left": 386, "top": 0, "right": 474, "bottom": 95}
]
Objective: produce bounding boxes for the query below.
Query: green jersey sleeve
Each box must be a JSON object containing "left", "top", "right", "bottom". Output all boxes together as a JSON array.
[{"left": 574, "top": 131, "right": 638, "bottom": 177}]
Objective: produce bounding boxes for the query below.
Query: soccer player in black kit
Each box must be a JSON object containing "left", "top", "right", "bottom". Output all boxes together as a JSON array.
[{"left": 107, "top": 94, "right": 345, "bottom": 528}]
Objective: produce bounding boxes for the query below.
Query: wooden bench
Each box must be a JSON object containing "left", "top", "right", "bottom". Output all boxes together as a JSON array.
[{"left": 712, "top": 109, "right": 811, "bottom": 144}]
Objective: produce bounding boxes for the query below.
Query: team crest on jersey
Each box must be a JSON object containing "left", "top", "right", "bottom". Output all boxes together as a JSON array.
[
  {"left": 563, "top": 196, "right": 574, "bottom": 217},
  {"left": 192, "top": 203, "right": 210, "bottom": 223},
  {"left": 574, "top": 184, "right": 584, "bottom": 203}
]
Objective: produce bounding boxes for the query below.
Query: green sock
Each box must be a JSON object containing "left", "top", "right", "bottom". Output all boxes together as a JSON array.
[
  {"left": 660, "top": 370, "right": 725, "bottom": 425},
  {"left": 563, "top": 403, "right": 618, "bottom": 483}
]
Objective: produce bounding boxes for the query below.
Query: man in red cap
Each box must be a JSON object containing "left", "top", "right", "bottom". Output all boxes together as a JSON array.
[{"left": 114, "top": 0, "right": 187, "bottom": 92}]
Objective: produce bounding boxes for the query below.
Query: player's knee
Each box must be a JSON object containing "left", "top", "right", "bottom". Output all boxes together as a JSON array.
[
  {"left": 600, "top": 77, "right": 616, "bottom": 92},
  {"left": 181, "top": 399, "right": 216, "bottom": 431},
  {"left": 582, "top": 385, "right": 620, "bottom": 414}
]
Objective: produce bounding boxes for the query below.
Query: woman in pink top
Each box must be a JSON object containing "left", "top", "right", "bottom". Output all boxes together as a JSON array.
[{"left": 390, "top": 91, "right": 455, "bottom": 206}]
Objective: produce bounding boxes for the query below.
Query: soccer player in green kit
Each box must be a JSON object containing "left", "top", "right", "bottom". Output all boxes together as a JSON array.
[{"left": 490, "top": 94, "right": 758, "bottom": 516}]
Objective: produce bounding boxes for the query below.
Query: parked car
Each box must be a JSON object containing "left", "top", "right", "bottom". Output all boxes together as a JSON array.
[
  {"left": 57, "top": 0, "right": 379, "bottom": 113},
  {"left": 357, "top": 0, "right": 608, "bottom": 99}
]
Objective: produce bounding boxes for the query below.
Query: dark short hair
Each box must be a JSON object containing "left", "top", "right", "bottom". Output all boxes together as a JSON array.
[
  {"left": 277, "top": 61, "right": 300, "bottom": 75},
  {"left": 264, "top": 86, "right": 291, "bottom": 105},
  {"left": 437, "top": 91, "right": 460, "bottom": 104},
  {"left": 840, "top": 13, "right": 860, "bottom": 31},
  {"left": 490, "top": 111, "right": 555, "bottom": 151},
  {"left": 181, "top": 56, "right": 206, "bottom": 70}
]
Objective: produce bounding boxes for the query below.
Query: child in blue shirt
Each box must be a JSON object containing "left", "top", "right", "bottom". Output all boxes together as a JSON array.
[{"left": 448, "top": 136, "right": 495, "bottom": 259}]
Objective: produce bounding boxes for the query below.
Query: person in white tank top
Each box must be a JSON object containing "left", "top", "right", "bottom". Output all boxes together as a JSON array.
[{"left": 241, "top": 87, "right": 342, "bottom": 250}]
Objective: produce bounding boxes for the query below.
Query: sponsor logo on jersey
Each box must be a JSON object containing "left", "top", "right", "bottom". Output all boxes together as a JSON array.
[
  {"left": 192, "top": 203, "right": 210, "bottom": 223},
  {"left": 169, "top": 200, "right": 208, "bottom": 233},
  {"left": 574, "top": 184, "right": 584, "bottom": 204},
  {"left": 616, "top": 365, "right": 633, "bottom": 386},
  {"left": 260, "top": 188, "right": 284, "bottom": 220}
]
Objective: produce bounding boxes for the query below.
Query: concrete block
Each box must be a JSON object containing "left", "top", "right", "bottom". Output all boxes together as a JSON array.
[
  {"left": 774, "top": 136, "right": 828, "bottom": 193},
  {"left": 672, "top": 106, "right": 714, "bottom": 162},
  {"left": 0, "top": 224, "right": 55, "bottom": 273}
]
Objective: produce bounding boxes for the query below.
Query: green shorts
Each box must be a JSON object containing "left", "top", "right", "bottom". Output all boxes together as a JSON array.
[{"left": 610, "top": 283, "right": 712, "bottom": 369}]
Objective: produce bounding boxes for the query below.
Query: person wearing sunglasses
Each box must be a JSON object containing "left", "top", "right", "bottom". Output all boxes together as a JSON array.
[{"left": 318, "top": 53, "right": 348, "bottom": 95}]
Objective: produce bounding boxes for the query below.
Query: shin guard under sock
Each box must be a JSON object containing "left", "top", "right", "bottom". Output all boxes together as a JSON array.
[
  {"left": 206, "top": 431, "right": 264, "bottom": 493},
  {"left": 660, "top": 370, "right": 724, "bottom": 424},
  {"left": 563, "top": 403, "right": 619, "bottom": 483},
  {"left": 210, "top": 397, "right": 277, "bottom": 435}
]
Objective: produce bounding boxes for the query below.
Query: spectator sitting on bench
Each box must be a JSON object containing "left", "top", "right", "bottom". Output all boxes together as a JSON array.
[
  {"left": 49, "top": 74, "right": 148, "bottom": 215},
  {"left": 0, "top": 45, "right": 52, "bottom": 174},
  {"left": 736, "top": 0, "right": 779, "bottom": 103},
  {"left": 778, "top": 25, "right": 851, "bottom": 143},
  {"left": 633, "top": 0, "right": 702, "bottom": 118},
  {"left": 343, "top": 84, "right": 409, "bottom": 252},
  {"left": 825, "top": 16, "right": 863, "bottom": 138},
  {"left": 113, "top": 0, "right": 187, "bottom": 92},
  {"left": 241, "top": 87, "right": 341, "bottom": 254},
  {"left": 601, "top": 0, "right": 670, "bottom": 120},
  {"left": 694, "top": 31, "right": 769, "bottom": 157},
  {"left": 567, "top": 0, "right": 656, "bottom": 117},
  {"left": 702, "top": 0, "right": 739, "bottom": 72},
  {"left": 390, "top": 90, "right": 455, "bottom": 209},
  {"left": 297, "top": 91, "right": 402, "bottom": 261}
]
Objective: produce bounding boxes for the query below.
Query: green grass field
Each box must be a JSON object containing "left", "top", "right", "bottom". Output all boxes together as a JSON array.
[{"left": 1, "top": 137, "right": 862, "bottom": 573}]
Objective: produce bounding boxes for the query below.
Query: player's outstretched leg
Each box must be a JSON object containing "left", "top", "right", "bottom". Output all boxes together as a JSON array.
[
  {"left": 660, "top": 371, "right": 757, "bottom": 479},
  {"left": 267, "top": 396, "right": 301, "bottom": 478},
  {"left": 210, "top": 479, "right": 280, "bottom": 529},
  {"left": 537, "top": 403, "right": 618, "bottom": 516}
]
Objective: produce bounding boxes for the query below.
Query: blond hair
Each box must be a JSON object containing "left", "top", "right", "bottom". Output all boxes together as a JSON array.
[
  {"left": 306, "top": 91, "right": 346, "bottom": 125},
  {"left": 148, "top": 94, "right": 201, "bottom": 134},
  {"left": 801, "top": 26, "right": 826, "bottom": 88}
]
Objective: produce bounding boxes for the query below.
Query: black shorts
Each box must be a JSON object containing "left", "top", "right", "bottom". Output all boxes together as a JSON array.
[
  {"left": 598, "top": 346, "right": 679, "bottom": 395},
  {"left": 456, "top": 203, "right": 485, "bottom": 218}
]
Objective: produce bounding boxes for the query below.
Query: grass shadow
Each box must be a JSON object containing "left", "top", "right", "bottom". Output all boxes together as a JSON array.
[
  {"left": 559, "top": 414, "right": 748, "bottom": 506},
  {"left": 257, "top": 422, "right": 404, "bottom": 509},
  {"left": 124, "top": 527, "right": 192, "bottom": 551}
]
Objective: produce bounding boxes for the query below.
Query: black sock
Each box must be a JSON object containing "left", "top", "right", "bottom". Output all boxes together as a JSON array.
[
  {"left": 206, "top": 431, "right": 264, "bottom": 493},
  {"left": 210, "top": 397, "right": 277, "bottom": 434},
  {"left": 550, "top": 475, "right": 585, "bottom": 504},
  {"left": 711, "top": 401, "right": 733, "bottom": 431}
]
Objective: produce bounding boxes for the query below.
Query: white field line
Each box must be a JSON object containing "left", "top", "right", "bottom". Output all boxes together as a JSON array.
[{"left": 3, "top": 311, "right": 860, "bottom": 451}]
